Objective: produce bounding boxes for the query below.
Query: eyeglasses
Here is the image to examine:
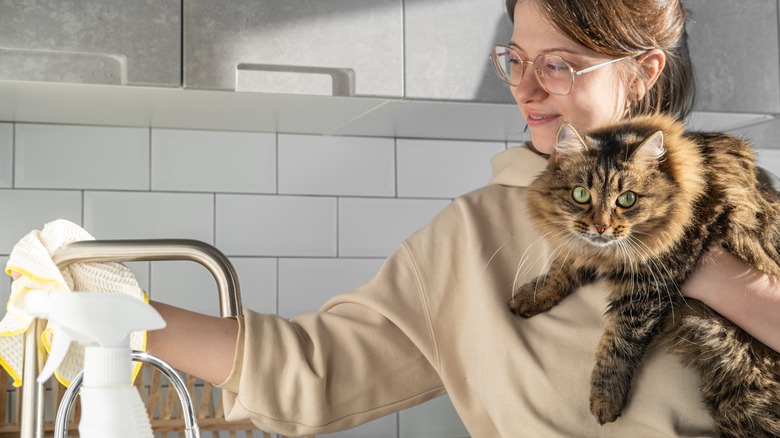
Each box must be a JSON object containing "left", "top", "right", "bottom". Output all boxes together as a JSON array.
[{"left": 490, "top": 45, "right": 636, "bottom": 95}]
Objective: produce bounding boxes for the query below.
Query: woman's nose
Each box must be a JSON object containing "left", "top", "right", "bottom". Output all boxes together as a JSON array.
[{"left": 511, "top": 68, "right": 547, "bottom": 102}]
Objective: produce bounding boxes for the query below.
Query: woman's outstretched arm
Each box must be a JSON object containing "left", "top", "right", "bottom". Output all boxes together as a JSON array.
[{"left": 146, "top": 301, "right": 239, "bottom": 385}]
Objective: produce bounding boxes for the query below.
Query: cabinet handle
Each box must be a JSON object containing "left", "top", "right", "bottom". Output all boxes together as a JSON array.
[
  {"left": 0, "top": 47, "right": 127, "bottom": 85},
  {"left": 236, "top": 63, "right": 355, "bottom": 97}
]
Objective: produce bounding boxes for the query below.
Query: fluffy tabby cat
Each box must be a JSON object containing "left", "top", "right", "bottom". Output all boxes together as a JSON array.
[{"left": 508, "top": 113, "right": 780, "bottom": 437}]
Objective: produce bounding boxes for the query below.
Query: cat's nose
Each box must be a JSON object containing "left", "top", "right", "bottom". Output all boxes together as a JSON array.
[{"left": 595, "top": 224, "right": 608, "bottom": 234}]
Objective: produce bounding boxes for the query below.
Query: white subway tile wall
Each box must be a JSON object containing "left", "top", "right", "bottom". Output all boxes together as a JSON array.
[
  {"left": 279, "top": 134, "right": 396, "bottom": 197},
  {"left": 0, "top": 124, "right": 11, "bottom": 188},
  {"left": 0, "top": 189, "right": 82, "bottom": 253},
  {"left": 229, "top": 257, "right": 278, "bottom": 314},
  {"left": 339, "top": 197, "right": 451, "bottom": 257},
  {"left": 216, "top": 194, "right": 337, "bottom": 256},
  {"left": 84, "top": 191, "right": 215, "bottom": 241},
  {"left": 278, "top": 257, "right": 385, "bottom": 317},
  {"left": 397, "top": 139, "right": 505, "bottom": 198},
  {"left": 758, "top": 149, "right": 780, "bottom": 174},
  {"left": 152, "top": 129, "right": 276, "bottom": 193},
  {"left": 15, "top": 124, "right": 149, "bottom": 190},
  {"left": 0, "top": 123, "right": 508, "bottom": 438},
  {"left": 151, "top": 260, "right": 226, "bottom": 316}
]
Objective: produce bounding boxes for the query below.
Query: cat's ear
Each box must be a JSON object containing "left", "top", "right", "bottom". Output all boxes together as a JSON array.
[
  {"left": 554, "top": 123, "right": 588, "bottom": 163},
  {"left": 633, "top": 130, "right": 665, "bottom": 168}
]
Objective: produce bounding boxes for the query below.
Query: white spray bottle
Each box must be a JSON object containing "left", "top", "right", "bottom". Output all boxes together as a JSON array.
[{"left": 23, "top": 290, "right": 166, "bottom": 438}]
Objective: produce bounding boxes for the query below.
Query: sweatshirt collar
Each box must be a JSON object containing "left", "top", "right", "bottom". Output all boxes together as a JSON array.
[{"left": 489, "top": 144, "right": 549, "bottom": 188}]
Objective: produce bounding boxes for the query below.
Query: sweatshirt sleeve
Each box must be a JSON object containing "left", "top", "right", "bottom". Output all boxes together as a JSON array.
[{"left": 216, "top": 243, "right": 446, "bottom": 436}]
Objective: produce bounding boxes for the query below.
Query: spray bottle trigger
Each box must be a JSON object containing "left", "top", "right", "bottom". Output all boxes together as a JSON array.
[
  {"left": 37, "top": 325, "right": 73, "bottom": 384},
  {"left": 23, "top": 290, "right": 77, "bottom": 385},
  {"left": 21, "top": 290, "right": 65, "bottom": 384}
]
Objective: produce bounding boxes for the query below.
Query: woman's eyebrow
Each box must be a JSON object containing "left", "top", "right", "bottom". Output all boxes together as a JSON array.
[{"left": 509, "top": 42, "right": 579, "bottom": 56}]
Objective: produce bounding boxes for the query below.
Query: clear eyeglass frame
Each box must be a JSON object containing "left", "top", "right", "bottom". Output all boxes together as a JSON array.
[{"left": 490, "top": 45, "right": 638, "bottom": 95}]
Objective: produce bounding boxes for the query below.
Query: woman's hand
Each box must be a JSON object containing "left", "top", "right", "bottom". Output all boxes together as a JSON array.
[
  {"left": 684, "top": 245, "right": 780, "bottom": 352},
  {"left": 9, "top": 270, "right": 238, "bottom": 384}
]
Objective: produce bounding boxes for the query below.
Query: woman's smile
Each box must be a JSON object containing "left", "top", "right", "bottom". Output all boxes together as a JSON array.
[{"left": 524, "top": 111, "right": 561, "bottom": 127}]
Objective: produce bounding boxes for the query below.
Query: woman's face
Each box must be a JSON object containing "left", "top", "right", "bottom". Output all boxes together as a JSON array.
[{"left": 511, "top": 1, "right": 629, "bottom": 154}]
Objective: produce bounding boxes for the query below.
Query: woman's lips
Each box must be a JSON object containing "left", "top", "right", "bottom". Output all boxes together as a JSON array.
[{"left": 525, "top": 112, "right": 560, "bottom": 127}]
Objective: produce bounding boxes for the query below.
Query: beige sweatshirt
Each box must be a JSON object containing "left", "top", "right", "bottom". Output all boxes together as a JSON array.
[{"left": 218, "top": 146, "right": 715, "bottom": 437}]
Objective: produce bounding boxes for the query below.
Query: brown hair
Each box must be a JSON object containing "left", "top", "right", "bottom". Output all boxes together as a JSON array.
[{"left": 505, "top": 0, "right": 695, "bottom": 121}]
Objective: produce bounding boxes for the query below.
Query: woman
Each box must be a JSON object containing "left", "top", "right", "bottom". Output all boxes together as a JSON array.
[
  {"left": 70, "top": 0, "right": 780, "bottom": 436},
  {"left": 491, "top": 0, "right": 780, "bottom": 355}
]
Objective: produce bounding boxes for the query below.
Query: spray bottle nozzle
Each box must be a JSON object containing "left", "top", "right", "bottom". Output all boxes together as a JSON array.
[{"left": 23, "top": 290, "right": 166, "bottom": 384}]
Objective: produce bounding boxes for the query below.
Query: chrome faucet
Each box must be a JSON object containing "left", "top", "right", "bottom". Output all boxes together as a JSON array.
[{"left": 55, "top": 351, "right": 201, "bottom": 438}]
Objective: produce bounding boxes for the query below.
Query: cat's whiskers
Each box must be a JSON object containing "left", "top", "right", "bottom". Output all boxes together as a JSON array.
[
  {"left": 482, "top": 226, "right": 568, "bottom": 299},
  {"left": 624, "top": 237, "right": 666, "bottom": 290},
  {"left": 483, "top": 231, "right": 525, "bottom": 272},
  {"left": 615, "top": 240, "right": 641, "bottom": 318},
  {"left": 625, "top": 235, "right": 682, "bottom": 319},
  {"left": 619, "top": 238, "right": 659, "bottom": 321},
  {"left": 630, "top": 239, "right": 681, "bottom": 302},
  {"left": 630, "top": 245, "right": 667, "bottom": 318},
  {"left": 508, "top": 229, "right": 564, "bottom": 299},
  {"left": 531, "top": 242, "right": 579, "bottom": 302},
  {"left": 511, "top": 227, "right": 576, "bottom": 301},
  {"left": 536, "top": 236, "right": 580, "bottom": 299}
]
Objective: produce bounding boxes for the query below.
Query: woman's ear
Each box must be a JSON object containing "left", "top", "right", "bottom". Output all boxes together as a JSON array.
[{"left": 631, "top": 49, "right": 666, "bottom": 101}]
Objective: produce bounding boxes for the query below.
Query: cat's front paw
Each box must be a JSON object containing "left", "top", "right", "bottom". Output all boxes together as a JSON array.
[{"left": 507, "top": 280, "right": 555, "bottom": 318}]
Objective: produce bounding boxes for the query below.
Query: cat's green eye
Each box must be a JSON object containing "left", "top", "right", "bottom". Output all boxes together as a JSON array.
[
  {"left": 572, "top": 186, "right": 591, "bottom": 204},
  {"left": 617, "top": 191, "right": 636, "bottom": 208}
]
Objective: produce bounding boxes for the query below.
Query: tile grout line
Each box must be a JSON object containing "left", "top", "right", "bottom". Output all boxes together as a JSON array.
[
  {"left": 148, "top": 127, "right": 153, "bottom": 192},
  {"left": 11, "top": 123, "right": 16, "bottom": 190},
  {"left": 275, "top": 132, "right": 281, "bottom": 315}
]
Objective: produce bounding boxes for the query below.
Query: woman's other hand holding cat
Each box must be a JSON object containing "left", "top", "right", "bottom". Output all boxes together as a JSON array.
[{"left": 684, "top": 244, "right": 780, "bottom": 352}]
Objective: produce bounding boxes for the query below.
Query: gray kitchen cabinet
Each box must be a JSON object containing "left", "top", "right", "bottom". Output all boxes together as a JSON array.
[
  {"left": 404, "top": 0, "right": 514, "bottom": 103},
  {"left": 184, "top": 0, "right": 404, "bottom": 98},
  {"left": 683, "top": 0, "right": 780, "bottom": 113},
  {"left": 0, "top": 0, "right": 181, "bottom": 87}
]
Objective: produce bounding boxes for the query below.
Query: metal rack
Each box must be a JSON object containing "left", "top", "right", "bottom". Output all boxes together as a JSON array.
[{"left": 19, "top": 239, "right": 242, "bottom": 438}]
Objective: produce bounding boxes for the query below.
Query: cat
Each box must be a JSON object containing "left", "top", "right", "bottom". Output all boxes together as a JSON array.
[{"left": 508, "top": 113, "right": 780, "bottom": 437}]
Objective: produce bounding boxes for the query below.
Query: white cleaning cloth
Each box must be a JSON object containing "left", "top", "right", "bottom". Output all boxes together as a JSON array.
[{"left": 1, "top": 219, "right": 146, "bottom": 387}]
